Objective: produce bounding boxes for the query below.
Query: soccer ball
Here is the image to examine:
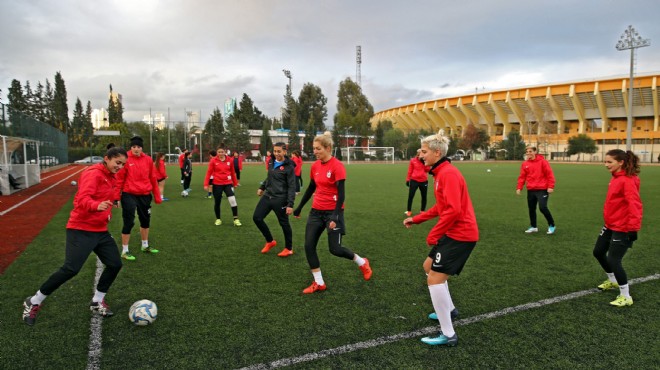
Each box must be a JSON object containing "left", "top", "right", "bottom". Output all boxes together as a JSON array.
[
  {"left": 129, "top": 299, "right": 158, "bottom": 326},
  {"left": 181, "top": 190, "right": 189, "bottom": 197},
  {"left": 486, "top": 169, "right": 491, "bottom": 173},
  {"left": 71, "top": 180, "right": 78, "bottom": 186}
]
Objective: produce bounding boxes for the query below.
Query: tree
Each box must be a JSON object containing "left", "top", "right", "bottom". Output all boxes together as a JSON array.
[
  {"left": 224, "top": 115, "right": 251, "bottom": 155},
  {"left": 283, "top": 84, "right": 300, "bottom": 152},
  {"left": 260, "top": 119, "right": 273, "bottom": 156},
  {"left": 108, "top": 84, "right": 123, "bottom": 124},
  {"left": 204, "top": 107, "right": 225, "bottom": 150},
  {"left": 84, "top": 101, "right": 94, "bottom": 146},
  {"left": 7, "top": 79, "right": 27, "bottom": 135},
  {"left": 70, "top": 98, "right": 85, "bottom": 146},
  {"left": 383, "top": 127, "right": 405, "bottom": 159},
  {"left": 493, "top": 130, "right": 527, "bottom": 160},
  {"left": 458, "top": 123, "right": 490, "bottom": 154},
  {"left": 333, "top": 78, "right": 374, "bottom": 150},
  {"left": 53, "top": 71, "right": 69, "bottom": 133},
  {"left": 567, "top": 134, "right": 598, "bottom": 161},
  {"left": 235, "top": 93, "right": 262, "bottom": 130},
  {"left": 298, "top": 83, "right": 327, "bottom": 155}
]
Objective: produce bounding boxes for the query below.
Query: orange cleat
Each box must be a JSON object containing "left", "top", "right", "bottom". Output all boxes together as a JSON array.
[
  {"left": 261, "top": 240, "right": 277, "bottom": 254},
  {"left": 404, "top": 211, "right": 412, "bottom": 217},
  {"left": 359, "top": 258, "right": 372, "bottom": 280},
  {"left": 302, "top": 281, "right": 327, "bottom": 294},
  {"left": 277, "top": 248, "right": 294, "bottom": 257}
]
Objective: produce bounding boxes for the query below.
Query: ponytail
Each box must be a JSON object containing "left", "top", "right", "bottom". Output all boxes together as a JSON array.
[{"left": 606, "top": 149, "right": 640, "bottom": 176}]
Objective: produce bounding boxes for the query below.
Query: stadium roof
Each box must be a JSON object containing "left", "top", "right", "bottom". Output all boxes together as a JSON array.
[{"left": 370, "top": 73, "right": 660, "bottom": 136}]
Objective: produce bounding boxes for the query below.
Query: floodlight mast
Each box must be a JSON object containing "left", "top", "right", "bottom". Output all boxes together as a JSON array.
[{"left": 616, "top": 25, "right": 651, "bottom": 151}]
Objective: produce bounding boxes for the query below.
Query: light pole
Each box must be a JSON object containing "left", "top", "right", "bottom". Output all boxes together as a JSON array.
[
  {"left": 282, "top": 69, "right": 292, "bottom": 91},
  {"left": 616, "top": 25, "right": 651, "bottom": 151}
]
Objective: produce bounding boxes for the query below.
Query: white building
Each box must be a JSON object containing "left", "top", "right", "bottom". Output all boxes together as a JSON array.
[{"left": 91, "top": 108, "right": 108, "bottom": 130}]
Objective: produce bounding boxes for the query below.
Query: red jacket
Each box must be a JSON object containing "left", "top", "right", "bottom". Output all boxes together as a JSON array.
[
  {"left": 407, "top": 157, "right": 430, "bottom": 183},
  {"left": 412, "top": 160, "right": 479, "bottom": 245},
  {"left": 154, "top": 159, "right": 167, "bottom": 181},
  {"left": 66, "top": 163, "right": 116, "bottom": 232},
  {"left": 517, "top": 154, "right": 555, "bottom": 191},
  {"left": 179, "top": 153, "right": 185, "bottom": 169},
  {"left": 293, "top": 156, "right": 303, "bottom": 177},
  {"left": 115, "top": 151, "right": 162, "bottom": 203},
  {"left": 205, "top": 155, "right": 238, "bottom": 187},
  {"left": 604, "top": 170, "right": 642, "bottom": 232}
]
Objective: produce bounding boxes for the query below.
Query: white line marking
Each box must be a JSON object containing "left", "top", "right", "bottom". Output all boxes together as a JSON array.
[
  {"left": 239, "top": 273, "right": 660, "bottom": 370},
  {"left": 86, "top": 258, "right": 104, "bottom": 370},
  {"left": 0, "top": 167, "right": 85, "bottom": 216},
  {"left": 41, "top": 166, "right": 79, "bottom": 180}
]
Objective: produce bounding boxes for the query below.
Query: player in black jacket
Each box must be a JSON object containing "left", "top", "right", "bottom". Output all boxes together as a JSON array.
[{"left": 253, "top": 142, "right": 297, "bottom": 257}]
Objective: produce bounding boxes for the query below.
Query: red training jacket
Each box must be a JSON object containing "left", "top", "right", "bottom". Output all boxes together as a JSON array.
[
  {"left": 115, "top": 151, "right": 162, "bottom": 203},
  {"left": 205, "top": 155, "right": 238, "bottom": 187},
  {"left": 604, "top": 170, "right": 642, "bottom": 232},
  {"left": 407, "top": 157, "right": 430, "bottom": 183},
  {"left": 154, "top": 158, "right": 167, "bottom": 180},
  {"left": 412, "top": 160, "right": 479, "bottom": 245},
  {"left": 66, "top": 163, "right": 116, "bottom": 232},
  {"left": 293, "top": 156, "right": 303, "bottom": 177},
  {"left": 517, "top": 154, "right": 555, "bottom": 191}
]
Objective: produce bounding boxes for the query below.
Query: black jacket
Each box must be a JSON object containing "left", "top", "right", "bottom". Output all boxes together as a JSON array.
[{"left": 260, "top": 156, "right": 296, "bottom": 207}]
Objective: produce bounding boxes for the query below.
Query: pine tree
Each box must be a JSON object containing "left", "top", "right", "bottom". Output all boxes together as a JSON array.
[
  {"left": 71, "top": 98, "right": 85, "bottom": 146},
  {"left": 204, "top": 107, "right": 225, "bottom": 150},
  {"left": 53, "top": 71, "right": 69, "bottom": 133}
]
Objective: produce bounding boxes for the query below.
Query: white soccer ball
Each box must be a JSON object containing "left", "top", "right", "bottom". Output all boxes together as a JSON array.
[
  {"left": 71, "top": 180, "right": 78, "bottom": 186},
  {"left": 129, "top": 299, "right": 158, "bottom": 326},
  {"left": 486, "top": 169, "right": 491, "bottom": 173},
  {"left": 181, "top": 190, "right": 189, "bottom": 197}
]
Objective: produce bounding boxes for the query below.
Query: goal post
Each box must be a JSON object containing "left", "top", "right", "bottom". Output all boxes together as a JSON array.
[{"left": 344, "top": 147, "right": 395, "bottom": 164}]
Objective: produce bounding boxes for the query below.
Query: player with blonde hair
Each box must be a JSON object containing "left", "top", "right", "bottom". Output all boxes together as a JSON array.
[
  {"left": 293, "top": 132, "right": 372, "bottom": 294},
  {"left": 404, "top": 130, "right": 478, "bottom": 346}
]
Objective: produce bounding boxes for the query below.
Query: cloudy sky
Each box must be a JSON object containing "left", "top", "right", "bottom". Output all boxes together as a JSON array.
[{"left": 2, "top": 0, "right": 660, "bottom": 126}]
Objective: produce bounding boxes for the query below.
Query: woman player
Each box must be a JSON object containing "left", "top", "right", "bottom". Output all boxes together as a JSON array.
[
  {"left": 253, "top": 143, "right": 296, "bottom": 257},
  {"left": 293, "top": 132, "right": 372, "bottom": 294},
  {"left": 204, "top": 145, "right": 241, "bottom": 226},
  {"left": 403, "top": 131, "right": 479, "bottom": 347},
  {"left": 291, "top": 150, "right": 303, "bottom": 194},
  {"left": 593, "top": 149, "right": 642, "bottom": 307},
  {"left": 405, "top": 149, "right": 429, "bottom": 216},
  {"left": 22, "top": 147, "right": 128, "bottom": 325},
  {"left": 154, "top": 152, "right": 168, "bottom": 201}
]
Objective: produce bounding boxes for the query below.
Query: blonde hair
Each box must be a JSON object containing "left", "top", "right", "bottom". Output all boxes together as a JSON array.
[
  {"left": 314, "top": 131, "right": 334, "bottom": 149},
  {"left": 421, "top": 130, "right": 450, "bottom": 157}
]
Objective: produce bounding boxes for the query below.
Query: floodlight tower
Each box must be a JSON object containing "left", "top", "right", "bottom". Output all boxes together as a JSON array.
[
  {"left": 356, "top": 45, "right": 362, "bottom": 87},
  {"left": 282, "top": 69, "right": 292, "bottom": 92},
  {"left": 616, "top": 25, "right": 650, "bottom": 150}
]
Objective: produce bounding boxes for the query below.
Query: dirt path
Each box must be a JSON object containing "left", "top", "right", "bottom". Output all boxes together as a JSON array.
[{"left": 0, "top": 165, "right": 86, "bottom": 274}]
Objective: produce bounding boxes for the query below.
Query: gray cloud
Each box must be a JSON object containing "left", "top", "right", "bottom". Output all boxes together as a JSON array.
[{"left": 2, "top": 0, "right": 659, "bottom": 125}]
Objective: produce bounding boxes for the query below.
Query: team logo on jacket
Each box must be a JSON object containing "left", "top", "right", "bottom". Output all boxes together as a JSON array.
[
  {"left": 280, "top": 166, "right": 284, "bottom": 170},
  {"left": 327, "top": 170, "right": 332, "bottom": 178}
]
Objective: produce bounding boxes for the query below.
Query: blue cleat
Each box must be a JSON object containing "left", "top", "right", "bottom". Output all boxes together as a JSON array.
[
  {"left": 421, "top": 333, "right": 458, "bottom": 346},
  {"left": 547, "top": 225, "right": 556, "bottom": 235},
  {"left": 428, "top": 308, "right": 459, "bottom": 321}
]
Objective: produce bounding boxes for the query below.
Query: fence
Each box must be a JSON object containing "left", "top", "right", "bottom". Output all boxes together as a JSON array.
[{"left": 0, "top": 102, "right": 68, "bottom": 167}]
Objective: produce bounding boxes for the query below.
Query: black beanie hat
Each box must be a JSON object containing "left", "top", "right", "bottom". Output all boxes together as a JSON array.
[{"left": 130, "top": 136, "right": 144, "bottom": 148}]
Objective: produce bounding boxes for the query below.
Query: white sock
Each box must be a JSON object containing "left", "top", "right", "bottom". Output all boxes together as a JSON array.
[
  {"left": 312, "top": 270, "right": 325, "bottom": 286},
  {"left": 142, "top": 240, "right": 149, "bottom": 248},
  {"left": 122, "top": 245, "right": 129, "bottom": 254},
  {"left": 31, "top": 290, "right": 48, "bottom": 305},
  {"left": 607, "top": 272, "right": 617, "bottom": 284},
  {"left": 619, "top": 284, "right": 630, "bottom": 298},
  {"left": 92, "top": 290, "right": 106, "bottom": 303},
  {"left": 429, "top": 283, "right": 455, "bottom": 337},
  {"left": 353, "top": 254, "right": 365, "bottom": 266},
  {"left": 442, "top": 281, "right": 456, "bottom": 311},
  {"left": 161, "top": 195, "right": 165, "bottom": 200}
]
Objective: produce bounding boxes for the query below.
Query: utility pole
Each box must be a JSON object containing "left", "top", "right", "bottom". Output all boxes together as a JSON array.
[{"left": 616, "top": 25, "right": 651, "bottom": 151}]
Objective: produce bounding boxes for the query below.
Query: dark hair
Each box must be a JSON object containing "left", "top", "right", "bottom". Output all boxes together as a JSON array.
[
  {"left": 106, "top": 147, "right": 127, "bottom": 159},
  {"left": 274, "top": 142, "right": 287, "bottom": 151},
  {"left": 106, "top": 143, "right": 116, "bottom": 150},
  {"left": 209, "top": 150, "right": 217, "bottom": 157},
  {"left": 291, "top": 150, "right": 301, "bottom": 157},
  {"left": 526, "top": 146, "right": 537, "bottom": 152},
  {"left": 217, "top": 143, "right": 226, "bottom": 150},
  {"left": 606, "top": 149, "right": 640, "bottom": 176}
]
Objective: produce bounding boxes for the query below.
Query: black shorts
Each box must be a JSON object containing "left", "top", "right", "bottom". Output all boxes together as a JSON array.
[{"left": 427, "top": 236, "right": 476, "bottom": 275}]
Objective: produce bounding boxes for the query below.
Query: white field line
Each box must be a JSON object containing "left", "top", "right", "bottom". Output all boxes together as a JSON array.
[
  {"left": 0, "top": 167, "right": 84, "bottom": 216},
  {"left": 86, "top": 258, "right": 104, "bottom": 370},
  {"left": 41, "top": 166, "right": 80, "bottom": 181},
  {"left": 239, "top": 273, "right": 660, "bottom": 370}
]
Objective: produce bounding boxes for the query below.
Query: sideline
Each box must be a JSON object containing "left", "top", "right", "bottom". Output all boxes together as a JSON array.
[
  {"left": 0, "top": 167, "right": 84, "bottom": 216},
  {"left": 238, "top": 274, "right": 659, "bottom": 370},
  {"left": 86, "top": 258, "right": 104, "bottom": 370}
]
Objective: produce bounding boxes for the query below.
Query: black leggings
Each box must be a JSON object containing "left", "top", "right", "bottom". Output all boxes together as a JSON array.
[
  {"left": 213, "top": 184, "right": 237, "bottom": 219},
  {"left": 407, "top": 180, "right": 428, "bottom": 212},
  {"left": 304, "top": 209, "right": 354, "bottom": 269},
  {"left": 527, "top": 190, "right": 555, "bottom": 227},
  {"left": 40, "top": 229, "right": 122, "bottom": 295},
  {"left": 593, "top": 227, "right": 632, "bottom": 285},
  {"left": 296, "top": 176, "right": 303, "bottom": 193},
  {"left": 253, "top": 195, "right": 292, "bottom": 248}
]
